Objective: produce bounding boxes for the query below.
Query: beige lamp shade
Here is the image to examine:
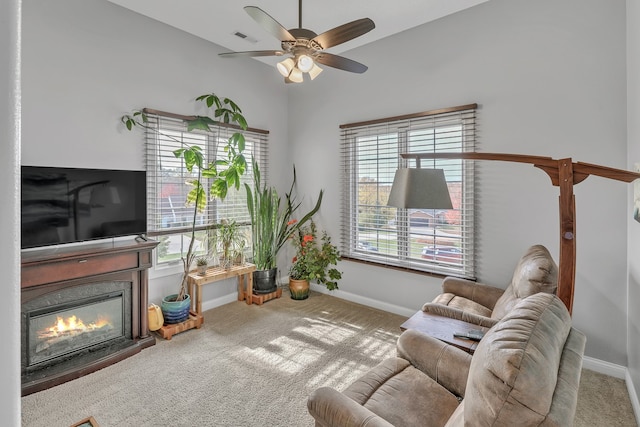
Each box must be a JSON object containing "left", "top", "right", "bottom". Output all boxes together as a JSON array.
[
  {"left": 288, "top": 67, "right": 304, "bottom": 83},
  {"left": 277, "top": 58, "right": 295, "bottom": 77},
  {"left": 308, "top": 63, "right": 323, "bottom": 80},
  {"left": 387, "top": 168, "right": 453, "bottom": 209}
]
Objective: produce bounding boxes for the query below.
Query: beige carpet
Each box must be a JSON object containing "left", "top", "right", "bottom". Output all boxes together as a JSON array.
[{"left": 22, "top": 290, "right": 637, "bottom": 426}]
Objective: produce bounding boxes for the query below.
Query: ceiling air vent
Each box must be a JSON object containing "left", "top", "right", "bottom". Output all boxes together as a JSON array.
[{"left": 232, "top": 31, "right": 258, "bottom": 44}]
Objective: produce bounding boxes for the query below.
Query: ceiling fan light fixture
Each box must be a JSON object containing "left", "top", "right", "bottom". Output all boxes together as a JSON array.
[
  {"left": 277, "top": 57, "right": 295, "bottom": 77},
  {"left": 308, "top": 63, "right": 323, "bottom": 80},
  {"left": 288, "top": 67, "right": 304, "bottom": 83},
  {"left": 297, "top": 54, "right": 314, "bottom": 73},
  {"left": 222, "top": 3, "right": 375, "bottom": 83}
]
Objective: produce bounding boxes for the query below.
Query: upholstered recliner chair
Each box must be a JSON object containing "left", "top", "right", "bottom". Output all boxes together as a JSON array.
[
  {"left": 422, "top": 244, "right": 558, "bottom": 328},
  {"left": 307, "top": 293, "right": 586, "bottom": 427}
]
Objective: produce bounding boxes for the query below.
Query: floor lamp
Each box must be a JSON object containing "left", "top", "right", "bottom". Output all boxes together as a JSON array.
[{"left": 389, "top": 152, "right": 640, "bottom": 314}]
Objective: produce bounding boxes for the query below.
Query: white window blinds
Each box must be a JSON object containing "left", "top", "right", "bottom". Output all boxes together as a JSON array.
[
  {"left": 142, "top": 110, "right": 268, "bottom": 265},
  {"left": 340, "top": 104, "right": 477, "bottom": 278}
]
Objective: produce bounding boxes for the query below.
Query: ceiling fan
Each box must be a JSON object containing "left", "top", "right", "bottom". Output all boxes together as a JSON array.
[{"left": 219, "top": 0, "right": 375, "bottom": 83}]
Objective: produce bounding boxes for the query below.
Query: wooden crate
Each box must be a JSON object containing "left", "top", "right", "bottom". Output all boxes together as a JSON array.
[
  {"left": 155, "top": 312, "right": 204, "bottom": 340},
  {"left": 249, "top": 288, "right": 282, "bottom": 305}
]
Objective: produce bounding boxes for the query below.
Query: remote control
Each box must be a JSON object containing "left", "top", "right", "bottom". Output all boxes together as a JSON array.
[{"left": 453, "top": 330, "right": 485, "bottom": 341}]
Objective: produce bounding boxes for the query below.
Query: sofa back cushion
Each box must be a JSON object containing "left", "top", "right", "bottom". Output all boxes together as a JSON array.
[
  {"left": 491, "top": 244, "right": 558, "bottom": 320},
  {"left": 463, "top": 293, "right": 573, "bottom": 426}
]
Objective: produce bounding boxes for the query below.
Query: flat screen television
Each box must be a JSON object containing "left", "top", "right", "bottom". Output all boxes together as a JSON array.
[{"left": 21, "top": 166, "right": 147, "bottom": 249}]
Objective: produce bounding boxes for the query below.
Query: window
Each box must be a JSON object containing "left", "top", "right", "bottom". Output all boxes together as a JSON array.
[
  {"left": 143, "top": 112, "right": 269, "bottom": 266},
  {"left": 340, "top": 104, "right": 476, "bottom": 278}
]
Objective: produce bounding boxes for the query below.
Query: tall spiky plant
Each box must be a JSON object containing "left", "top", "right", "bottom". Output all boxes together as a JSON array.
[
  {"left": 245, "top": 157, "right": 322, "bottom": 271},
  {"left": 122, "top": 93, "right": 248, "bottom": 301}
]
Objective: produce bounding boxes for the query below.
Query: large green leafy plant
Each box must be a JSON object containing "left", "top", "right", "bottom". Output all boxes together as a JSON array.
[
  {"left": 245, "top": 158, "right": 322, "bottom": 271},
  {"left": 122, "top": 93, "right": 248, "bottom": 301}
]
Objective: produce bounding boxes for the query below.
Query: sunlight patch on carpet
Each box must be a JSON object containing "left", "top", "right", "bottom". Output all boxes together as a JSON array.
[
  {"left": 294, "top": 318, "right": 357, "bottom": 345},
  {"left": 306, "top": 358, "right": 373, "bottom": 390},
  {"left": 239, "top": 335, "right": 325, "bottom": 374},
  {"left": 356, "top": 334, "right": 397, "bottom": 359}
]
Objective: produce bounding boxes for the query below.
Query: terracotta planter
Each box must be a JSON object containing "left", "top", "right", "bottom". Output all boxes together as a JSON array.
[{"left": 289, "top": 278, "right": 310, "bottom": 300}]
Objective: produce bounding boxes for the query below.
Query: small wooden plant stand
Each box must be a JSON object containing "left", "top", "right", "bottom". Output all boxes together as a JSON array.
[
  {"left": 156, "top": 263, "right": 266, "bottom": 340},
  {"left": 155, "top": 311, "right": 204, "bottom": 341},
  {"left": 249, "top": 288, "right": 282, "bottom": 305}
]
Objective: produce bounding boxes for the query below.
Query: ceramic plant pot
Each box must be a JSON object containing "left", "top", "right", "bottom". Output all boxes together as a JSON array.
[
  {"left": 253, "top": 268, "right": 278, "bottom": 294},
  {"left": 161, "top": 293, "right": 191, "bottom": 324},
  {"left": 289, "top": 278, "right": 310, "bottom": 300}
]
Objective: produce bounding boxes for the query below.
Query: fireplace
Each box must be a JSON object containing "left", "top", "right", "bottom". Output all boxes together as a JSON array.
[
  {"left": 23, "top": 280, "right": 130, "bottom": 371},
  {"left": 21, "top": 239, "right": 158, "bottom": 395}
]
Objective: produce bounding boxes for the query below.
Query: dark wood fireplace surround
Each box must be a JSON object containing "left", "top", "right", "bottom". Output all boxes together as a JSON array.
[{"left": 21, "top": 239, "right": 158, "bottom": 396}]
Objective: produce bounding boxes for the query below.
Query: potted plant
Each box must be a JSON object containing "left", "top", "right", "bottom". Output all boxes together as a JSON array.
[
  {"left": 245, "top": 158, "right": 322, "bottom": 294},
  {"left": 195, "top": 256, "right": 209, "bottom": 275},
  {"left": 122, "top": 92, "right": 248, "bottom": 324},
  {"left": 214, "top": 219, "right": 246, "bottom": 269},
  {"left": 288, "top": 221, "right": 342, "bottom": 300}
]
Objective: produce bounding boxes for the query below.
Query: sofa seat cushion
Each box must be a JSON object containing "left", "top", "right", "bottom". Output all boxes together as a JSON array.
[
  {"left": 432, "top": 292, "right": 493, "bottom": 318},
  {"left": 344, "top": 357, "right": 460, "bottom": 427}
]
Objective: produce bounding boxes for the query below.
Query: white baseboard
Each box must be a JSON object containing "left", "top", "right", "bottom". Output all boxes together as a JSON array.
[
  {"left": 626, "top": 370, "right": 640, "bottom": 425},
  {"left": 582, "top": 356, "right": 627, "bottom": 379},
  {"left": 308, "top": 283, "right": 416, "bottom": 317}
]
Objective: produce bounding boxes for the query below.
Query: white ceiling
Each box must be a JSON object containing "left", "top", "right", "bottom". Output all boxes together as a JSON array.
[{"left": 106, "top": 0, "right": 489, "bottom": 61}]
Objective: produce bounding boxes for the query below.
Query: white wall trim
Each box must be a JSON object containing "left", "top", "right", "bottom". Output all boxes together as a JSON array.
[
  {"left": 626, "top": 370, "right": 640, "bottom": 425},
  {"left": 582, "top": 355, "right": 628, "bottom": 379},
  {"left": 308, "top": 283, "right": 417, "bottom": 317},
  {"left": 200, "top": 284, "right": 417, "bottom": 318}
]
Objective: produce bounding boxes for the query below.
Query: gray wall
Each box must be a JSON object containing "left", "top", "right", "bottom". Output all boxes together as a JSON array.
[
  {"left": 627, "top": 0, "right": 640, "bottom": 408},
  {"left": 3, "top": 0, "right": 21, "bottom": 424},
  {"left": 21, "top": 0, "right": 289, "bottom": 306},
  {"left": 287, "top": 0, "right": 631, "bottom": 365}
]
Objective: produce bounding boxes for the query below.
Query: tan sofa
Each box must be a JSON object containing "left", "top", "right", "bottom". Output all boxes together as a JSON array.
[
  {"left": 422, "top": 244, "right": 558, "bottom": 328},
  {"left": 307, "top": 293, "right": 585, "bottom": 427}
]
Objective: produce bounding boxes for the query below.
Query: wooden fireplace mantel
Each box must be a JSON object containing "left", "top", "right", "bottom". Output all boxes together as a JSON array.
[{"left": 21, "top": 238, "right": 159, "bottom": 395}]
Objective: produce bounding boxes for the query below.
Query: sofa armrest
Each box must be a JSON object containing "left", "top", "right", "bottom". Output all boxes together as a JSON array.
[
  {"left": 441, "top": 276, "right": 505, "bottom": 310},
  {"left": 307, "top": 387, "right": 394, "bottom": 427},
  {"left": 396, "top": 329, "right": 472, "bottom": 398},
  {"left": 421, "top": 303, "right": 499, "bottom": 329}
]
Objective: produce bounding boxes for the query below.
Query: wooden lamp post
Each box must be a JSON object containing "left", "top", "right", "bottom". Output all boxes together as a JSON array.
[{"left": 400, "top": 152, "right": 640, "bottom": 314}]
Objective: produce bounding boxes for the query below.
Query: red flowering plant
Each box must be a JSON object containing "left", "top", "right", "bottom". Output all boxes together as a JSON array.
[{"left": 289, "top": 221, "right": 342, "bottom": 290}]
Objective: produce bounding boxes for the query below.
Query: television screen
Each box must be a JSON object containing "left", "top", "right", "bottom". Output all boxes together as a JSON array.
[{"left": 21, "top": 166, "right": 147, "bottom": 249}]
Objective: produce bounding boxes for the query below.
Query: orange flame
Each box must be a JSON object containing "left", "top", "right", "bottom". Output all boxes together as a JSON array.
[{"left": 41, "top": 314, "right": 112, "bottom": 338}]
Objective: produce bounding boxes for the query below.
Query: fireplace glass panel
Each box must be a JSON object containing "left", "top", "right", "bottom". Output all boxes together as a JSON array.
[{"left": 28, "top": 292, "right": 124, "bottom": 366}]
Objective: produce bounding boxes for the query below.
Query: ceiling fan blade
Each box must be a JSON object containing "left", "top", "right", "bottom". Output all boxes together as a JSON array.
[
  {"left": 244, "top": 6, "right": 296, "bottom": 42},
  {"left": 315, "top": 52, "right": 368, "bottom": 73},
  {"left": 312, "top": 18, "right": 375, "bottom": 50},
  {"left": 219, "top": 50, "right": 285, "bottom": 58}
]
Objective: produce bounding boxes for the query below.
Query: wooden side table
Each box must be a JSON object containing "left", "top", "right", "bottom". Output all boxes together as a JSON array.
[
  {"left": 187, "top": 263, "right": 256, "bottom": 315},
  {"left": 400, "top": 310, "right": 489, "bottom": 354}
]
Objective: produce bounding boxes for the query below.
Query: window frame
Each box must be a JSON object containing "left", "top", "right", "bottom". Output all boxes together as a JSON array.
[
  {"left": 142, "top": 110, "right": 269, "bottom": 271},
  {"left": 339, "top": 104, "right": 477, "bottom": 279}
]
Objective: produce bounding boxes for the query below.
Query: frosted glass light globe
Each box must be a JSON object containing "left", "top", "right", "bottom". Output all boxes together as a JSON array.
[{"left": 297, "top": 55, "right": 314, "bottom": 73}]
